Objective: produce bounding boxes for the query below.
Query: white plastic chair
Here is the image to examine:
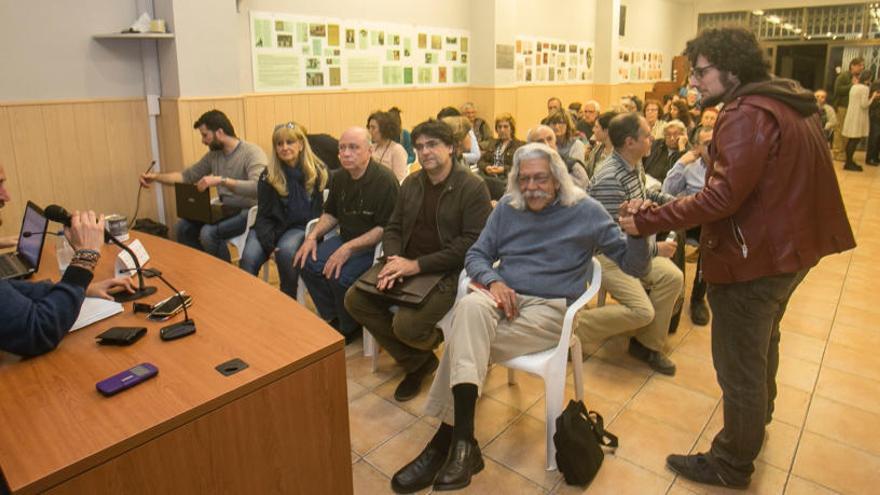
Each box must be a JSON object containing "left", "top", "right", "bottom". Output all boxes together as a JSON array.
[
  {"left": 495, "top": 257, "right": 602, "bottom": 471},
  {"left": 228, "top": 206, "right": 258, "bottom": 264}
]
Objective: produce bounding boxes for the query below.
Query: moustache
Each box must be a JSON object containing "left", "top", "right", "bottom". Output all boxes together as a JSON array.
[{"left": 523, "top": 190, "right": 552, "bottom": 200}]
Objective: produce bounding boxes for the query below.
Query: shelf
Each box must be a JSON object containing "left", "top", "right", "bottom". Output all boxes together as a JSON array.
[{"left": 93, "top": 33, "right": 174, "bottom": 40}]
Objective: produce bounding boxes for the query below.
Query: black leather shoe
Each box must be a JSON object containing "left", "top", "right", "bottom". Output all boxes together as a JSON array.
[
  {"left": 391, "top": 441, "right": 449, "bottom": 493},
  {"left": 433, "top": 438, "right": 484, "bottom": 491},
  {"left": 394, "top": 354, "right": 439, "bottom": 402},
  {"left": 844, "top": 162, "right": 864, "bottom": 172},
  {"left": 866, "top": 159, "right": 880, "bottom": 165},
  {"left": 690, "top": 299, "right": 710, "bottom": 326},
  {"left": 628, "top": 338, "right": 676, "bottom": 376},
  {"left": 667, "top": 453, "right": 749, "bottom": 489}
]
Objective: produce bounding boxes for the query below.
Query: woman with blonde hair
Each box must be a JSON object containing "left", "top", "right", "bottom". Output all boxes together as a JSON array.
[{"left": 240, "top": 121, "right": 328, "bottom": 299}]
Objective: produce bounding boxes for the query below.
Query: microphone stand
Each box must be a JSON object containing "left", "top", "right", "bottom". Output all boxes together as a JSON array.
[
  {"left": 146, "top": 269, "right": 196, "bottom": 337},
  {"left": 106, "top": 231, "right": 157, "bottom": 302}
]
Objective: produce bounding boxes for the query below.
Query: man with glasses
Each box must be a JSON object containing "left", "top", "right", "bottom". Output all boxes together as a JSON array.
[
  {"left": 295, "top": 127, "right": 399, "bottom": 343},
  {"left": 578, "top": 100, "right": 601, "bottom": 141},
  {"left": 389, "top": 143, "right": 650, "bottom": 492},
  {"left": 619, "top": 28, "right": 855, "bottom": 489},
  {"left": 139, "top": 110, "right": 267, "bottom": 261},
  {"left": 345, "top": 119, "right": 492, "bottom": 402},
  {"left": 577, "top": 112, "right": 682, "bottom": 376}
]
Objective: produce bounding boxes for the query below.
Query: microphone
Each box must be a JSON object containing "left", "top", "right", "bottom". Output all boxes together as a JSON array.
[
  {"left": 45, "top": 204, "right": 157, "bottom": 303},
  {"left": 22, "top": 230, "right": 63, "bottom": 238},
  {"left": 135, "top": 268, "right": 196, "bottom": 340}
]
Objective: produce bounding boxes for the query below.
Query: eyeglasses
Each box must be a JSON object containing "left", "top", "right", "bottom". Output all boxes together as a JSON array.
[
  {"left": 273, "top": 122, "right": 297, "bottom": 131},
  {"left": 690, "top": 64, "right": 716, "bottom": 80},
  {"left": 517, "top": 174, "right": 552, "bottom": 186},
  {"left": 414, "top": 139, "right": 444, "bottom": 151}
]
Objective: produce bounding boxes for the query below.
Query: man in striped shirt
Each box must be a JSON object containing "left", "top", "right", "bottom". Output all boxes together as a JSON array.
[{"left": 576, "top": 113, "right": 683, "bottom": 375}]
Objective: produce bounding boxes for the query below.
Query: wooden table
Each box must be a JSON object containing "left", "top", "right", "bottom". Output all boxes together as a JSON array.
[{"left": 0, "top": 234, "right": 352, "bottom": 494}]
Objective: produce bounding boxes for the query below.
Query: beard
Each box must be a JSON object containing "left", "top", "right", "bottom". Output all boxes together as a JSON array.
[
  {"left": 208, "top": 139, "right": 224, "bottom": 151},
  {"left": 524, "top": 190, "right": 552, "bottom": 200},
  {"left": 701, "top": 73, "right": 740, "bottom": 107}
]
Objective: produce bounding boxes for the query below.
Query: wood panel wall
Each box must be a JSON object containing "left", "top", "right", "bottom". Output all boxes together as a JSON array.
[
  {"left": 0, "top": 99, "right": 155, "bottom": 238},
  {"left": 0, "top": 83, "right": 656, "bottom": 237}
]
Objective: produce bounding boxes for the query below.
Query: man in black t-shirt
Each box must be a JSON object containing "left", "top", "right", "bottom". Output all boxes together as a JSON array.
[{"left": 295, "top": 127, "right": 399, "bottom": 342}]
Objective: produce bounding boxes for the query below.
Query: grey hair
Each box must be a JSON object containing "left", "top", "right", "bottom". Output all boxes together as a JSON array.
[
  {"left": 506, "top": 143, "right": 587, "bottom": 210},
  {"left": 584, "top": 100, "right": 601, "bottom": 112},
  {"left": 664, "top": 119, "right": 687, "bottom": 134},
  {"left": 460, "top": 101, "right": 475, "bottom": 111},
  {"left": 526, "top": 124, "right": 554, "bottom": 142}
]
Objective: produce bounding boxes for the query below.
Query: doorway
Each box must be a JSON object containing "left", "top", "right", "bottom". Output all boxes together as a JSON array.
[{"left": 775, "top": 44, "right": 827, "bottom": 91}]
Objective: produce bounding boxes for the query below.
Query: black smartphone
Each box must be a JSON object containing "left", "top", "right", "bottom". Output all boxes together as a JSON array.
[{"left": 148, "top": 292, "right": 193, "bottom": 321}]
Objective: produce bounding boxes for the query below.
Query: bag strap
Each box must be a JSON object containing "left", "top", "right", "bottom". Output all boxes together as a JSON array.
[{"left": 587, "top": 410, "right": 619, "bottom": 448}]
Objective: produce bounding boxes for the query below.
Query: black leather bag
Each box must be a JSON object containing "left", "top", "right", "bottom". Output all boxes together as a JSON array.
[
  {"left": 554, "top": 400, "right": 618, "bottom": 486},
  {"left": 353, "top": 262, "right": 444, "bottom": 307}
]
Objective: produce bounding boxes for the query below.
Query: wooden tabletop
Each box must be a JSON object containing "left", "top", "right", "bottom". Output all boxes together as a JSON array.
[{"left": 0, "top": 233, "right": 344, "bottom": 493}]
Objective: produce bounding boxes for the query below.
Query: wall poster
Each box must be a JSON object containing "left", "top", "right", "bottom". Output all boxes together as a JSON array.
[
  {"left": 514, "top": 36, "right": 594, "bottom": 85},
  {"left": 617, "top": 48, "right": 665, "bottom": 82}
]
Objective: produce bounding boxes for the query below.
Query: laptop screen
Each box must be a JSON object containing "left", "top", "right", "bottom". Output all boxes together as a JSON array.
[{"left": 17, "top": 202, "right": 48, "bottom": 268}]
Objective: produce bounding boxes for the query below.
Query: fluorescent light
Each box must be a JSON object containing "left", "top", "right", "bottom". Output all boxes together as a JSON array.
[
  {"left": 783, "top": 23, "right": 794, "bottom": 30},
  {"left": 752, "top": 10, "right": 764, "bottom": 15},
  {"left": 767, "top": 15, "right": 782, "bottom": 24},
  {"left": 794, "top": 28, "right": 802, "bottom": 34}
]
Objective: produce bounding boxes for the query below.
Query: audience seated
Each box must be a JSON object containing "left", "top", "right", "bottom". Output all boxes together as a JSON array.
[
  {"left": 578, "top": 112, "right": 682, "bottom": 375},
  {"left": 644, "top": 119, "right": 689, "bottom": 182},
  {"left": 437, "top": 107, "right": 481, "bottom": 167},
  {"left": 307, "top": 133, "right": 342, "bottom": 171},
  {"left": 239, "top": 122, "right": 329, "bottom": 300},
  {"left": 619, "top": 97, "right": 637, "bottom": 113},
  {"left": 686, "top": 88, "right": 701, "bottom": 120},
  {"left": 689, "top": 106, "right": 718, "bottom": 141},
  {"left": 388, "top": 106, "right": 415, "bottom": 164},
  {"left": 544, "top": 109, "right": 587, "bottom": 166},
  {"left": 578, "top": 100, "right": 601, "bottom": 141},
  {"left": 295, "top": 127, "right": 399, "bottom": 343},
  {"left": 390, "top": 143, "right": 650, "bottom": 493},
  {"left": 585, "top": 111, "right": 617, "bottom": 178},
  {"left": 644, "top": 99, "right": 666, "bottom": 139},
  {"left": 547, "top": 96, "right": 563, "bottom": 114},
  {"left": 477, "top": 113, "right": 524, "bottom": 200},
  {"left": 460, "top": 102, "right": 491, "bottom": 146},
  {"left": 815, "top": 89, "right": 837, "bottom": 145},
  {"left": 440, "top": 116, "right": 475, "bottom": 166},
  {"left": 662, "top": 126, "right": 712, "bottom": 325},
  {"left": 139, "top": 110, "right": 267, "bottom": 262},
  {"left": 345, "top": 119, "right": 492, "bottom": 403},
  {"left": 368, "top": 111, "right": 409, "bottom": 182},
  {"left": 668, "top": 99, "right": 694, "bottom": 130},
  {"left": 526, "top": 124, "right": 589, "bottom": 189}
]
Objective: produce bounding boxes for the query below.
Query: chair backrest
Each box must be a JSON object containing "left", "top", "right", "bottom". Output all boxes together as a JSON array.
[{"left": 245, "top": 205, "right": 258, "bottom": 229}]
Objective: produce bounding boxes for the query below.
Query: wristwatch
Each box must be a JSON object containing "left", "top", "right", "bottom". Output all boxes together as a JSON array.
[{"left": 220, "top": 176, "right": 228, "bottom": 186}]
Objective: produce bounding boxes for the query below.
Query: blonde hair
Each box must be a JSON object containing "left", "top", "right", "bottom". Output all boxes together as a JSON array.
[{"left": 268, "top": 122, "right": 328, "bottom": 196}]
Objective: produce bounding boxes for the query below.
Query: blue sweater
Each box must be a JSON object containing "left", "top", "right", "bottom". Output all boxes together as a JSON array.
[
  {"left": 0, "top": 266, "right": 93, "bottom": 357},
  {"left": 466, "top": 195, "right": 650, "bottom": 304}
]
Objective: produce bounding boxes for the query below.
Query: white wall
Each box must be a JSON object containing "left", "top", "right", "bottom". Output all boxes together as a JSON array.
[
  {"left": 0, "top": 0, "right": 145, "bottom": 101},
  {"left": 235, "top": 0, "right": 473, "bottom": 93},
  {"left": 620, "top": 0, "right": 696, "bottom": 80},
  {"left": 513, "top": 0, "right": 597, "bottom": 42}
]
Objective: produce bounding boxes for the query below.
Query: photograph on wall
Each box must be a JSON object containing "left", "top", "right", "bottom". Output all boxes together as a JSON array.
[
  {"left": 617, "top": 47, "right": 664, "bottom": 82},
  {"left": 251, "top": 12, "right": 469, "bottom": 91},
  {"left": 514, "top": 36, "right": 593, "bottom": 85}
]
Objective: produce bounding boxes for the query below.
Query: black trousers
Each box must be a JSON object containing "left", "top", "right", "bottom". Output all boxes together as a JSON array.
[{"left": 867, "top": 120, "right": 880, "bottom": 162}]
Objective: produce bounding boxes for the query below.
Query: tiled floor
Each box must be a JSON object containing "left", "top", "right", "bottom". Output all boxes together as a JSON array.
[{"left": 261, "top": 157, "right": 879, "bottom": 494}]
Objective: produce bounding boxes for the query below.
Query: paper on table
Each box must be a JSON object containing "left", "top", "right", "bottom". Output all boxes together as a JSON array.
[{"left": 71, "top": 297, "right": 124, "bottom": 332}]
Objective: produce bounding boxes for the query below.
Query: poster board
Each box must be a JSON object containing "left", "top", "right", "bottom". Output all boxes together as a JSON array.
[
  {"left": 513, "top": 36, "right": 594, "bottom": 85},
  {"left": 251, "top": 12, "right": 470, "bottom": 92},
  {"left": 616, "top": 48, "right": 665, "bottom": 82}
]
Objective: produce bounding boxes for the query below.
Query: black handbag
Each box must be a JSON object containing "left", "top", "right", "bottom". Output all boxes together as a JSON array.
[
  {"left": 353, "top": 262, "right": 445, "bottom": 307},
  {"left": 554, "top": 399, "right": 619, "bottom": 486}
]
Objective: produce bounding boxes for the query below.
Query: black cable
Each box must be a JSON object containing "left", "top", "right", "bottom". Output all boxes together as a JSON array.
[{"left": 129, "top": 160, "right": 157, "bottom": 228}]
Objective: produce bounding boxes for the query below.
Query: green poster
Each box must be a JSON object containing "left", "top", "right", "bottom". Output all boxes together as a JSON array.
[
  {"left": 404, "top": 38, "right": 412, "bottom": 51},
  {"left": 418, "top": 67, "right": 432, "bottom": 84},
  {"left": 453, "top": 66, "right": 468, "bottom": 83},
  {"left": 296, "top": 23, "right": 308, "bottom": 42},
  {"left": 312, "top": 38, "right": 323, "bottom": 55},
  {"left": 253, "top": 19, "right": 273, "bottom": 48},
  {"left": 383, "top": 66, "right": 404, "bottom": 85},
  {"left": 403, "top": 67, "right": 413, "bottom": 84}
]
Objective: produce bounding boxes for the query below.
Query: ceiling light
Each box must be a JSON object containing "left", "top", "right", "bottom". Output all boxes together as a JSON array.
[
  {"left": 783, "top": 23, "right": 794, "bottom": 30},
  {"left": 752, "top": 10, "right": 764, "bottom": 16},
  {"left": 826, "top": 31, "right": 833, "bottom": 36},
  {"left": 767, "top": 15, "right": 782, "bottom": 24},
  {"left": 794, "top": 28, "right": 802, "bottom": 34}
]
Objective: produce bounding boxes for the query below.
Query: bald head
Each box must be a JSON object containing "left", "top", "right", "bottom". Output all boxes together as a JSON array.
[
  {"left": 527, "top": 125, "right": 557, "bottom": 150},
  {"left": 339, "top": 127, "right": 372, "bottom": 177}
]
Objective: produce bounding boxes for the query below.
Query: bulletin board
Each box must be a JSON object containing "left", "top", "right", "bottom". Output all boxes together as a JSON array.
[{"left": 513, "top": 36, "right": 594, "bottom": 85}]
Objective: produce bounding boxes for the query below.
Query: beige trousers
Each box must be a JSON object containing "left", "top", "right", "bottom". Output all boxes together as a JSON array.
[
  {"left": 575, "top": 254, "right": 682, "bottom": 352},
  {"left": 423, "top": 291, "right": 566, "bottom": 424},
  {"left": 834, "top": 105, "right": 848, "bottom": 153}
]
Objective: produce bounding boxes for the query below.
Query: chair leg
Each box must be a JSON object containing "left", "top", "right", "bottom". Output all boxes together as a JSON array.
[
  {"left": 570, "top": 337, "right": 585, "bottom": 402},
  {"left": 296, "top": 276, "right": 305, "bottom": 305},
  {"left": 507, "top": 368, "right": 517, "bottom": 385},
  {"left": 543, "top": 374, "right": 564, "bottom": 471},
  {"left": 363, "top": 330, "right": 380, "bottom": 373},
  {"left": 262, "top": 262, "right": 270, "bottom": 283}
]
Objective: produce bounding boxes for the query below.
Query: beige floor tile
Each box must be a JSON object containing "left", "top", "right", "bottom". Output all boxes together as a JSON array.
[
  {"left": 759, "top": 421, "right": 801, "bottom": 471},
  {"left": 675, "top": 328, "right": 713, "bottom": 360},
  {"left": 821, "top": 341, "right": 880, "bottom": 382},
  {"left": 471, "top": 395, "right": 523, "bottom": 446},
  {"left": 482, "top": 364, "right": 546, "bottom": 412},
  {"left": 780, "top": 312, "right": 833, "bottom": 341},
  {"left": 786, "top": 294, "right": 838, "bottom": 320},
  {"left": 365, "top": 419, "right": 435, "bottom": 479},
  {"left": 834, "top": 304, "right": 880, "bottom": 329},
  {"left": 606, "top": 409, "right": 700, "bottom": 480},
  {"left": 627, "top": 379, "right": 718, "bottom": 434},
  {"left": 527, "top": 385, "right": 624, "bottom": 427},
  {"left": 454, "top": 457, "right": 546, "bottom": 495},
  {"left": 830, "top": 322, "right": 880, "bottom": 350},
  {"left": 783, "top": 476, "right": 839, "bottom": 495},
  {"left": 352, "top": 450, "right": 359, "bottom": 464},
  {"left": 483, "top": 414, "right": 563, "bottom": 489},
  {"left": 772, "top": 384, "right": 811, "bottom": 427},
  {"left": 804, "top": 396, "right": 880, "bottom": 457},
  {"left": 659, "top": 351, "right": 722, "bottom": 399},
  {"left": 552, "top": 456, "right": 670, "bottom": 494},
  {"left": 775, "top": 355, "right": 820, "bottom": 392},
  {"left": 579, "top": 358, "right": 650, "bottom": 403},
  {"left": 814, "top": 367, "right": 880, "bottom": 415},
  {"left": 673, "top": 460, "right": 788, "bottom": 495},
  {"left": 346, "top": 351, "right": 404, "bottom": 390},
  {"left": 373, "top": 371, "right": 432, "bottom": 418},
  {"left": 348, "top": 379, "right": 368, "bottom": 402},
  {"left": 793, "top": 431, "right": 880, "bottom": 495},
  {"left": 351, "top": 460, "right": 393, "bottom": 495},
  {"left": 591, "top": 336, "right": 662, "bottom": 375},
  {"left": 348, "top": 392, "right": 418, "bottom": 455},
  {"left": 667, "top": 484, "right": 700, "bottom": 495},
  {"left": 778, "top": 332, "right": 826, "bottom": 364}
]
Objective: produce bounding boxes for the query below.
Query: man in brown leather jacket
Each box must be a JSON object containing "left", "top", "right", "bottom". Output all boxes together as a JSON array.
[{"left": 620, "top": 28, "right": 856, "bottom": 489}]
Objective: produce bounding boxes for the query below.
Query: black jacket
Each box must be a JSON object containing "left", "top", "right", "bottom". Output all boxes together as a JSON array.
[{"left": 253, "top": 169, "right": 324, "bottom": 254}]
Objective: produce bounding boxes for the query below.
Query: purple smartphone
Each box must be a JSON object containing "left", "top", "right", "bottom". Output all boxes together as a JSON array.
[{"left": 96, "top": 363, "right": 158, "bottom": 397}]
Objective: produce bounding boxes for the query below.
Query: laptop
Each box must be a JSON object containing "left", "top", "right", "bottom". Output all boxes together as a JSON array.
[
  {"left": 0, "top": 201, "right": 49, "bottom": 280},
  {"left": 174, "top": 183, "right": 239, "bottom": 225}
]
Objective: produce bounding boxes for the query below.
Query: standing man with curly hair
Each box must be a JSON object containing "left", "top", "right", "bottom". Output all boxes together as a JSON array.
[{"left": 619, "top": 28, "right": 855, "bottom": 489}]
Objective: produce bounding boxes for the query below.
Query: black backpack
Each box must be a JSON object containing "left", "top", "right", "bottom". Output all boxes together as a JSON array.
[
  {"left": 554, "top": 400, "right": 618, "bottom": 486},
  {"left": 131, "top": 218, "right": 169, "bottom": 239}
]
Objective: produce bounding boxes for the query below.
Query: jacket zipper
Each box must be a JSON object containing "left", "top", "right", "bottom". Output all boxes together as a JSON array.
[
  {"left": 435, "top": 184, "right": 452, "bottom": 244},
  {"left": 731, "top": 218, "right": 748, "bottom": 259}
]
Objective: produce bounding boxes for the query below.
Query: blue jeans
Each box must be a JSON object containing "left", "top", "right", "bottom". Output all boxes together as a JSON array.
[
  {"left": 300, "top": 236, "right": 375, "bottom": 336},
  {"left": 239, "top": 228, "right": 306, "bottom": 299},
  {"left": 175, "top": 209, "right": 249, "bottom": 262}
]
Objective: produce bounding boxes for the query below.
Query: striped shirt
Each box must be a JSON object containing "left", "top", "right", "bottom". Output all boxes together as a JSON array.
[{"left": 588, "top": 151, "right": 673, "bottom": 220}]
